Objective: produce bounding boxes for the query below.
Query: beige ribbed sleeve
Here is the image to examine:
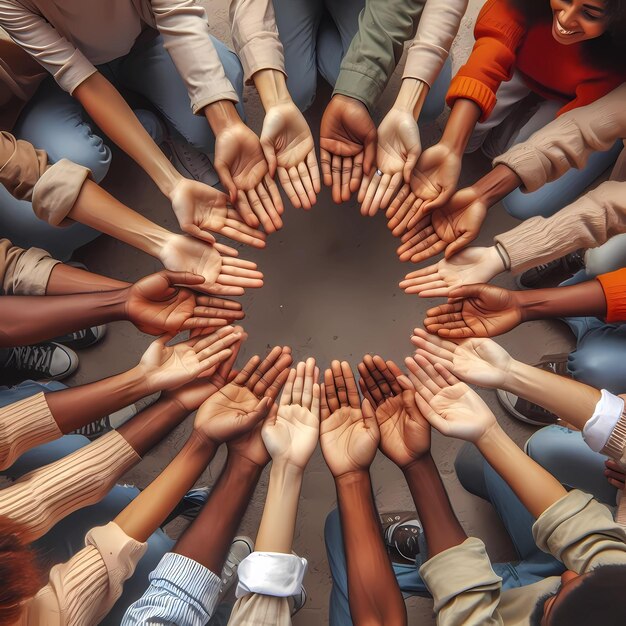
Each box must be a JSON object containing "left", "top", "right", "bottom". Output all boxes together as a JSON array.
[
  {"left": 23, "top": 522, "right": 147, "bottom": 626},
  {"left": 228, "top": 594, "right": 291, "bottom": 626},
  {"left": 0, "top": 392, "right": 61, "bottom": 471},
  {"left": 0, "top": 431, "right": 140, "bottom": 543},
  {"left": 0, "top": 239, "right": 60, "bottom": 296},
  {"left": 493, "top": 83, "right": 626, "bottom": 192},
  {"left": 229, "top": 0, "right": 285, "bottom": 84},
  {"left": 402, "top": 0, "right": 467, "bottom": 87},
  {"left": 494, "top": 180, "right": 626, "bottom": 273}
]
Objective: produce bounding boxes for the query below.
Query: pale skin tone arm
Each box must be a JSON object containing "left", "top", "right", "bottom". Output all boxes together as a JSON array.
[
  {"left": 407, "top": 355, "right": 567, "bottom": 519},
  {"left": 358, "top": 79, "right": 428, "bottom": 217},
  {"left": 255, "top": 359, "right": 320, "bottom": 553},
  {"left": 254, "top": 69, "right": 320, "bottom": 212},
  {"left": 320, "top": 360, "right": 407, "bottom": 626}
]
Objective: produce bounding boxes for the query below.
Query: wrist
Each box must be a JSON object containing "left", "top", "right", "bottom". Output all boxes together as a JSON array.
[
  {"left": 253, "top": 69, "right": 292, "bottom": 110},
  {"left": 334, "top": 468, "right": 371, "bottom": 488},
  {"left": 394, "top": 78, "right": 429, "bottom": 119},
  {"left": 473, "top": 165, "right": 522, "bottom": 208},
  {"left": 402, "top": 453, "right": 435, "bottom": 475},
  {"left": 440, "top": 99, "right": 482, "bottom": 155},
  {"left": 204, "top": 100, "right": 242, "bottom": 134},
  {"left": 186, "top": 429, "right": 219, "bottom": 459},
  {"left": 487, "top": 245, "right": 509, "bottom": 275},
  {"left": 226, "top": 451, "right": 265, "bottom": 479},
  {"left": 270, "top": 459, "right": 305, "bottom": 481},
  {"left": 515, "top": 289, "right": 549, "bottom": 323},
  {"left": 475, "top": 421, "right": 508, "bottom": 454}
]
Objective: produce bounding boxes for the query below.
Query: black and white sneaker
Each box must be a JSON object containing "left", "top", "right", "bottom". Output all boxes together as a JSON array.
[
  {"left": 381, "top": 511, "right": 422, "bottom": 564},
  {"left": 516, "top": 250, "right": 585, "bottom": 290},
  {"left": 53, "top": 325, "right": 107, "bottom": 350},
  {"left": 1, "top": 342, "right": 78, "bottom": 385},
  {"left": 162, "top": 131, "right": 219, "bottom": 187}
]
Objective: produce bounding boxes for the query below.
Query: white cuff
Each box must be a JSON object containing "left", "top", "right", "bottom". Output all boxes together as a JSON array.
[
  {"left": 583, "top": 390, "right": 624, "bottom": 452},
  {"left": 235, "top": 552, "right": 307, "bottom": 598}
]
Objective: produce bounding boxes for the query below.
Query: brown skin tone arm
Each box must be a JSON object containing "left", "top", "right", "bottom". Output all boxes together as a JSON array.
[
  {"left": 46, "top": 263, "right": 128, "bottom": 295},
  {"left": 468, "top": 163, "right": 522, "bottom": 210},
  {"left": 439, "top": 99, "right": 483, "bottom": 156}
]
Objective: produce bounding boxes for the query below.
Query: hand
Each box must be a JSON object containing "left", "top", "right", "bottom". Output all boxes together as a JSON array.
[
  {"left": 262, "top": 358, "right": 321, "bottom": 469},
  {"left": 409, "top": 142, "right": 462, "bottom": 214},
  {"left": 358, "top": 108, "right": 421, "bottom": 217},
  {"left": 260, "top": 102, "right": 320, "bottom": 210},
  {"left": 138, "top": 326, "right": 242, "bottom": 393},
  {"left": 410, "top": 328, "right": 513, "bottom": 389},
  {"left": 163, "top": 330, "right": 246, "bottom": 411},
  {"left": 406, "top": 354, "right": 497, "bottom": 443},
  {"left": 319, "top": 360, "right": 379, "bottom": 477},
  {"left": 399, "top": 247, "right": 505, "bottom": 298},
  {"left": 357, "top": 355, "right": 430, "bottom": 469},
  {"left": 320, "top": 95, "right": 377, "bottom": 204},
  {"left": 126, "top": 271, "right": 244, "bottom": 335},
  {"left": 169, "top": 178, "right": 266, "bottom": 248},
  {"left": 385, "top": 185, "right": 423, "bottom": 238},
  {"left": 194, "top": 346, "right": 293, "bottom": 443},
  {"left": 213, "top": 119, "right": 284, "bottom": 233},
  {"left": 605, "top": 459, "right": 626, "bottom": 491},
  {"left": 424, "top": 284, "right": 523, "bottom": 338},
  {"left": 396, "top": 189, "right": 488, "bottom": 263},
  {"left": 159, "top": 234, "right": 263, "bottom": 296}
]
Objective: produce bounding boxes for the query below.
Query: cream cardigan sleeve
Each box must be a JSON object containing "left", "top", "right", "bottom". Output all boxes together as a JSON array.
[
  {"left": 229, "top": 0, "right": 285, "bottom": 84},
  {"left": 493, "top": 82, "right": 626, "bottom": 192},
  {"left": 494, "top": 180, "right": 626, "bottom": 273},
  {"left": 402, "top": 0, "right": 468, "bottom": 87}
]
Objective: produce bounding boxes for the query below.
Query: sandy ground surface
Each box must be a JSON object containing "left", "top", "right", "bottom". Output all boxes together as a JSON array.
[{"left": 63, "top": 1, "right": 575, "bottom": 623}]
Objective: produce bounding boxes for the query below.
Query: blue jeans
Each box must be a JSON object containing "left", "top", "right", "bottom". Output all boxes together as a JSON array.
[
  {"left": 0, "top": 381, "right": 174, "bottom": 625},
  {"left": 272, "top": 0, "right": 451, "bottom": 119},
  {"left": 324, "top": 443, "right": 567, "bottom": 626},
  {"left": 1, "top": 34, "right": 243, "bottom": 260}
]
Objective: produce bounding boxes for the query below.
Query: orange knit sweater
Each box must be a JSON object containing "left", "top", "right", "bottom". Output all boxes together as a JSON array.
[
  {"left": 597, "top": 268, "right": 626, "bottom": 323},
  {"left": 447, "top": 0, "right": 625, "bottom": 121}
]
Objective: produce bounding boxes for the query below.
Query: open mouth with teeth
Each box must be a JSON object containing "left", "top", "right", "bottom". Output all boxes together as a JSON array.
[{"left": 554, "top": 17, "right": 582, "bottom": 36}]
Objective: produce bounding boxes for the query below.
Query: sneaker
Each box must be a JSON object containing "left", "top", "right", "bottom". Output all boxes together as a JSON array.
[
  {"left": 516, "top": 250, "right": 585, "bottom": 290},
  {"left": 162, "top": 131, "right": 219, "bottom": 187},
  {"left": 381, "top": 511, "right": 422, "bottom": 564},
  {"left": 220, "top": 536, "right": 254, "bottom": 597},
  {"left": 161, "top": 486, "right": 211, "bottom": 527},
  {"left": 496, "top": 354, "right": 571, "bottom": 426},
  {"left": 289, "top": 586, "right": 307, "bottom": 616},
  {"left": 53, "top": 325, "right": 107, "bottom": 350},
  {"left": 1, "top": 342, "right": 78, "bottom": 384},
  {"left": 71, "top": 391, "right": 162, "bottom": 441}
]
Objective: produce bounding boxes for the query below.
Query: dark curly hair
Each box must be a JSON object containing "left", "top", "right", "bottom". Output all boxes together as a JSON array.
[{"left": 508, "top": 0, "right": 626, "bottom": 71}]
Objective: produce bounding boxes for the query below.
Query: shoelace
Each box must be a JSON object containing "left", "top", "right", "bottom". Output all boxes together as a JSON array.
[
  {"left": 180, "top": 144, "right": 213, "bottom": 178},
  {"left": 6, "top": 345, "right": 53, "bottom": 373},
  {"left": 73, "top": 417, "right": 109, "bottom": 439}
]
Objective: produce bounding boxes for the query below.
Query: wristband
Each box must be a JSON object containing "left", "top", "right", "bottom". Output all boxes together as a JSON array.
[{"left": 236, "top": 552, "right": 307, "bottom": 598}]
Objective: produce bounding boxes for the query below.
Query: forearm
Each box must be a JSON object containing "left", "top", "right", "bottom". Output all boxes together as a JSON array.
[
  {"left": 114, "top": 431, "right": 216, "bottom": 543},
  {"left": 336, "top": 471, "right": 407, "bottom": 626},
  {"left": 204, "top": 99, "right": 243, "bottom": 136},
  {"left": 403, "top": 455, "right": 466, "bottom": 556},
  {"left": 502, "top": 358, "right": 601, "bottom": 430},
  {"left": 73, "top": 73, "right": 181, "bottom": 197},
  {"left": 255, "top": 461, "right": 303, "bottom": 553},
  {"left": 46, "top": 263, "right": 128, "bottom": 295},
  {"left": 117, "top": 396, "right": 190, "bottom": 457},
  {"left": 476, "top": 424, "right": 568, "bottom": 518},
  {"left": 439, "top": 99, "right": 482, "bottom": 155},
  {"left": 45, "top": 366, "right": 150, "bottom": 433},
  {"left": 253, "top": 68, "right": 293, "bottom": 110},
  {"left": 69, "top": 178, "right": 171, "bottom": 257},
  {"left": 470, "top": 163, "right": 522, "bottom": 210},
  {"left": 516, "top": 280, "right": 607, "bottom": 321},
  {"left": 175, "top": 453, "right": 262, "bottom": 572},
  {"left": 393, "top": 78, "right": 429, "bottom": 120},
  {"left": 0, "top": 287, "right": 130, "bottom": 347}
]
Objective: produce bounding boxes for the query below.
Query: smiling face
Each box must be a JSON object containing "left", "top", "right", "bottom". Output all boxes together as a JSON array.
[{"left": 549, "top": 0, "right": 609, "bottom": 44}]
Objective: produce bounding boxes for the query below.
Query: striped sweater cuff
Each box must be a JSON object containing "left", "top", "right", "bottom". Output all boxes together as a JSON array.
[
  {"left": 601, "top": 409, "right": 626, "bottom": 463},
  {"left": 0, "top": 392, "right": 61, "bottom": 471}
]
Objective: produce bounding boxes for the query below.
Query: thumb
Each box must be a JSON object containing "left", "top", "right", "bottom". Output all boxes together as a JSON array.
[
  {"left": 363, "top": 134, "right": 377, "bottom": 176},
  {"left": 183, "top": 224, "right": 216, "bottom": 245},
  {"left": 214, "top": 162, "right": 238, "bottom": 204},
  {"left": 403, "top": 150, "right": 420, "bottom": 184},
  {"left": 444, "top": 232, "right": 477, "bottom": 259},
  {"left": 248, "top": 397, "right": 273, "bottom": 424},
  {"left": 162, "top": 270, "right": 205, "bottom": 287},
  {"left": 361, "top": 398, "right": 378, "bottom": 430},
  {"left": 260, "top": 136, "right": 278, "bottom": 179},
  {"left": 447, "top": 284, "right": 482, "bottom": 301}
]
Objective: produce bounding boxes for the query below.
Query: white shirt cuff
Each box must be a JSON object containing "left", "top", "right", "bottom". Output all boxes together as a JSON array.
[
  {"left": 583, "top": 390, "right": 624, "bottom": 452},
  {"left": 235, "top": 552, "right": 307, "bottom": 598}
]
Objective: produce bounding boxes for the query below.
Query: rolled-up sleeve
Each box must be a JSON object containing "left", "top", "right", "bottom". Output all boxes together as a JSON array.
[
  {"left": 149, "top": 0, "right": 239, "bottom": 113},
  {"left": 122, "top": 552, "right": 222, "bottom": 625},
  {"left": 0, "top": 239, "right": 60, "bottom": 296},
  {"left": 0, "top": 1, "right": 97, "bottom": 93}
]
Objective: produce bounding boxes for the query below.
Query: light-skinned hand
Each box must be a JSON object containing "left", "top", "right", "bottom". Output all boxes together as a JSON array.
[
  {"left": 262, "top": 358, "right": 321, "bottom": 469},
  {"left": 406, "top": 354, "right": 497, "bottom": 443},
  {"left": 319, "top": 360, "right": 380, "bottom": 477},
  {"left": 320, "top": 95, "right": 377, "bottom": 204},
  {"left": 357, "top": 355, "right": 430, "bottom": 469},
  {"left": 424, "top": 284, "right": 523, "bottom": 338},
  {"left": 399, "top": 247, "right": 505, "bottom": 298},
  {"left": 260, "top": 102, "right": 320, "bottom": 210},
  {"left": 358, "top": 108, "right": 421, "bottom": 217}
]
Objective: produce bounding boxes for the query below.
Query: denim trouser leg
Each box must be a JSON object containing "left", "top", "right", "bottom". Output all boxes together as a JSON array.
[
  {"left": 419, "top": 58, "right": 452, "bottom": 124},
  {"left": 114, "top": 35, "right": 244, "bottom": 154},
  {"left": 0, "top": 382, "right": 174, "bottom": 624}
]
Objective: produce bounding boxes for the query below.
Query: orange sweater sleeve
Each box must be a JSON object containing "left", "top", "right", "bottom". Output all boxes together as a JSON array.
[
  {"left": 446, "top": 0, "right": 526, "bottom": 121},
  {"left": 597, "top": 268, "right": 626, "bottom": 323},
  {"left": 558, "top": 75, "right": 626, "bottom": 116}
]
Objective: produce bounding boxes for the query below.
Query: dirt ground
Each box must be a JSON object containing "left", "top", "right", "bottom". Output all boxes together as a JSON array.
[{"left": 65, "top": 2, "right": 575, "bottom": 623}]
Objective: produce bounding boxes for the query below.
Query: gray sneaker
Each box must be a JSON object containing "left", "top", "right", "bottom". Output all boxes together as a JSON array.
[
  {"left": 2, "top": 342, "right": 78, "bottom": 384},
  {"left": 162, "top": 131, "right": 219, "bottom": 187},
  {"left": 220, "top": 536, "right": 254, "bottom": 598}
]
